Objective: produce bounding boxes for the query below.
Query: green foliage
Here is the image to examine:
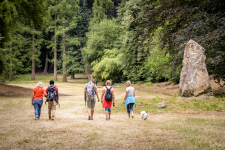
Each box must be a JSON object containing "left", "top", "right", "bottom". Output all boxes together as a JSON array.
[
  {"left": 91, "top": 0, "right": 114, "bottom": 24},
  {"left": 3, "top": 24, "right": 44, "bottom": 79},
  {"left": 66, "top": 0, "right": 90, "bottom": 75},
  {"left": 140, "top": 0, "right": 225, "bottom": 86},
  {"left": 92, "top": 48, "right": 123, "bottom": 82},
  {"left": 0, "top": 0, "right": 48, "bottom": 46},
  {"left": 82, "top": 19, "right": 121, "bottom": 65},
  {"left": 146, "top": 28, "right": 173, "bottom": 81}
]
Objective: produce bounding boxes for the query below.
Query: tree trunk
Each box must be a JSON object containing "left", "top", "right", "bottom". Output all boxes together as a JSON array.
[
  {"left": 71, "top": 72, "right": 75, "bottom": 79},
  {"left": 0, "top": 55, "right": 5, "bottom": 83},
  {"left": 54, "top": 12, "right": 57, "bottom": 81},
  {"left": 31, "top": 25, "right": 35, "bottom": 80},
  {"left": 43, "top": 49, "right": 48, "bottom": 74},
  {"left": 62, "top": 16, "right": 67, "bottom": 82},
  {"left": 9, "top": 44, "right": 13, "bottom": 81}
]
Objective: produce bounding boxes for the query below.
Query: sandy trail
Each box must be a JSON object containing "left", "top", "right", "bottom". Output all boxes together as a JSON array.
[{"left": 0, "top": 81, "right": 224, "bottom": 149}]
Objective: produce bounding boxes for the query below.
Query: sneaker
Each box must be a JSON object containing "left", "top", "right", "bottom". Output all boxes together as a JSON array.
[
  {"left": 106, "top": 118, "right": 109, "bottom": 120},
  {"left": 88, "top": 115, "right": 91, "bottom": 120},
  {"left": 132, "top": 116, "right": 134, "bottom": 118},
  {"left": 128, "top": 117, "right": 130, "bottom": 119},
  {"left": 35, "top": 117, "right": 39, "bottom": 120},
  {"left": 51, "top": 116, "right": 54, "bottom": 120}
]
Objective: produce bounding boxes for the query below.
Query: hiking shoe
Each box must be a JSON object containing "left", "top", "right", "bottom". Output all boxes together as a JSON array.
[
  {"left": 51, "top": 116, "right": 54, "bottom": 120},
  {"left": 49, "top": 116, "right": 51, "bottom": 120},
  {"left": 88, "top": 115, "right": 91, "bottom": 120}
]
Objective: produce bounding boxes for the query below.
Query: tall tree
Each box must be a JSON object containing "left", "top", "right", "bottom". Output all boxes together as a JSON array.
[
  {"left": 56, "top": 0, "right": 80, "bottom": 82},
  {"left": 31, "top": 25, "right": 35, "bottom": 80},
  {"left": 9, "top": 44, "right": 12, "bottom": 81},
  {"left": 46, "top": 0, "right": 60, "bottom": 80},
  {"left": 66, "top": 0, "right": 90, "bottom": 79},
  {"left": 0, "top": 0, "right": 48, "bottom": 80}
]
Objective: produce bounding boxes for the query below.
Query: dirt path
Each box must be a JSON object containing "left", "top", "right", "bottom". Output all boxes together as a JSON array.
[{"left": 0, "top": 81, "right": 225, "bottom": 149}]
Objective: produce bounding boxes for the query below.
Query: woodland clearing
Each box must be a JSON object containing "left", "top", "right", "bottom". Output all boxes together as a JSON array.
[{"left": 0, "top": 74, "right": 225, "bottom": 150}]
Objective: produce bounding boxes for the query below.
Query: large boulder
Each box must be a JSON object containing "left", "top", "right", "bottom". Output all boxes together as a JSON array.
[{"left": 179, "top": 40, "right": 213, "bottom": 97}]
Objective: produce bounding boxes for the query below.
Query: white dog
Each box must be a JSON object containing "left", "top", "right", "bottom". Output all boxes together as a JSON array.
[{"left": 141, "top": 111, "right": 149, "bottom": 120}]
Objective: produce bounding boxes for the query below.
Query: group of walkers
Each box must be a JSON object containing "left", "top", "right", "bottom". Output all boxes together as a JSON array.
[
  {"left": 32, "top": 75, "right": 136, "bottom": 121},
  {"left": 32, "top": 80, "right": 58, "bottom": 120}
]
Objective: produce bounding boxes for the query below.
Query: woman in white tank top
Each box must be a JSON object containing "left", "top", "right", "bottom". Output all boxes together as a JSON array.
[{"left": 123, "top": 81, "right": 136, "bottom": 118}]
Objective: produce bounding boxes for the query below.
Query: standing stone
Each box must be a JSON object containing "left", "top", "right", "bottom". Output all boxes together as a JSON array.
[{"left": 179, "top": 40, "right": 213, "bottom": 97}]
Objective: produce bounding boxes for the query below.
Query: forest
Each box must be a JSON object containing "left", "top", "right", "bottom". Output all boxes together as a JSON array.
[{"left": 0, "top": 0, "right": 225, "bottom": 86}]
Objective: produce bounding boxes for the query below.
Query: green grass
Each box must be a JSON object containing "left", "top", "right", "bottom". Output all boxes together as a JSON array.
[
  {"left": 6, "top": 74, "right": 56, "bottom": 83},
  {"left": 117, "top": 96, "right": 225, "bottom": 114}
]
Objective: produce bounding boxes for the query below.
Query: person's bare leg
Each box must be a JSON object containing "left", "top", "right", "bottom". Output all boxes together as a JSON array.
[
  {"left": 91, "top": 108, "right": 94, "bottom": 119},
  {"left": 109, "top": 112, "right": 111, "bottom": 119},
  {"left": 128, "top": 113, "right": 130, "bottom": 117},
  {"left": 87, "top": 108, "right": 92, "bottom": 120},
  {"left": 105, "top": 111, "right": 108, "bottom": 118}
]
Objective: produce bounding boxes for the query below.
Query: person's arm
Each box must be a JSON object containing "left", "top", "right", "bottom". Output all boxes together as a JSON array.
[
  {"left": 31, "top": 91, "right": 34, "bottom": 105},
  {"left": 43, "top": 91, "right": 48, "bottom": 97},
  {"left": 112, "top": 88, "right": 115, "bottom": 106},
  {"left": 56, "top": 91, "right": 59, "bottom": 100},
  {"left": 95, "top": 87, "right": 100, "bottom": 102},
  {"left": 55, "top": 87, "right": 59, "bottom": 103},
  {"left": 123, "top": 91, "right": 128, "bottom": 104},
  {"left": 101, "top": 88, "right": 105, "bottom": 103}
]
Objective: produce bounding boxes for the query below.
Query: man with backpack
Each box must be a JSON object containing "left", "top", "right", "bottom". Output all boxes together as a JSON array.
[
  {"left": 46, "top": 80, "right": 59, "bottom": 120},
  {"left": 84, "top": 75, "right": 100, "bottom": 120}
]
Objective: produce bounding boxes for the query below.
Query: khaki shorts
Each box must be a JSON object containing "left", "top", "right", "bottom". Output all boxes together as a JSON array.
[{"left": 87, "top": 98, "right": 96, "bottom": 108}]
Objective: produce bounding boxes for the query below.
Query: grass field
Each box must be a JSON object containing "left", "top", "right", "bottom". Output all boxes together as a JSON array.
[{"left": 0, "top": 74, "right": 225, "bottom": 149}]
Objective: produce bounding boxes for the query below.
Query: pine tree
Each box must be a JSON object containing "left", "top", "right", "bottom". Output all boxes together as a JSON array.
[
  {"left": 0, "top": 0, "right": 48, "bottom": 81},
  {"left": 91, "top": 0, "right": 114, "bottom": 24},
  {"left": 5, "top": 25, "right": 43, "bottom": 81},
  {"left": 46, "top": 0, "right": 61, "bottom": 80},
  {"left": 66, "top": 0, "right": 90, "bottom": 79},
  {"left": 56, "top": 0, "right": 81, "bottom": 82}
]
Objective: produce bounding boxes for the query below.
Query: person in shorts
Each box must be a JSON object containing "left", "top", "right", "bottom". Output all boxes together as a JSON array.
[{"left": 84, "top": 75, "right": 100, "bottom": 120}]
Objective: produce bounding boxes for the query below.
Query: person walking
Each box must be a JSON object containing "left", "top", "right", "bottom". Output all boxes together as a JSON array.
[
  {"left": 32, "top": 81, "right": 47, "bottom": 120},
  {"left": 101, "top": 80, "right": 115, "bottom": 120},
  {"left": 84, "top": 75, "right": 100, "bottom": 120},
  {"left": 123, "top": 81, "right": 136, "bottom": 118},
  {"left": 45, "top": 80, "right": 59, "bottom": 120}
]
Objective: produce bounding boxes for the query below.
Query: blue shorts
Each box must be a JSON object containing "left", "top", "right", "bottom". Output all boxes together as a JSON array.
[{"left": 105, "top": 108, "right": 111, "bottom": 112}]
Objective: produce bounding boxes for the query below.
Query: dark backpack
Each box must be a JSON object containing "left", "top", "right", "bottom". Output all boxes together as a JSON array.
[
  {"left": 47, "top": 86, "right": 56, "bottom": 101},
  {"left": 105, "top": 86, "right": 112, "bottom": 101}
]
